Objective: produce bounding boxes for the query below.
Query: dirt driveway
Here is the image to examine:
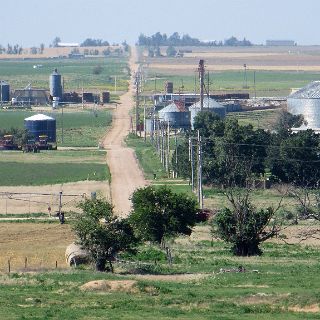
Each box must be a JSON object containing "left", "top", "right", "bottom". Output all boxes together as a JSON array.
[{"left": 103, "top": 47, "right": 147, "bottom": 217}]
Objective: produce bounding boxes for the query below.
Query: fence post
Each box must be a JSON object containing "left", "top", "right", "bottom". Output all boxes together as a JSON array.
[
  {"left": 55, "top": 261, "right": 58, "bottom": 269},
  {"left": 25, "top": 257, "right": 28, "bottom": 269},
  {"left": 8, "top": 259, "right": 10, "bottom": 273}
]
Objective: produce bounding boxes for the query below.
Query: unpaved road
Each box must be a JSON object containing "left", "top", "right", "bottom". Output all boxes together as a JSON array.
[{"left": 103, "top": 47, "right": 147, "bottom": 217}]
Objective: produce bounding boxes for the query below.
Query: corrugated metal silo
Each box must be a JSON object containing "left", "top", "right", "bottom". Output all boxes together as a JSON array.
[
  {"left": 50, "top": 69, "right": 63, "bottom": 99},
  {"left": 189, "top": 97, "right": 226, "bottom": 129},
  {"left": 287, "top": 81, "right": 320, "bottom": 129},
  {"left": 158, "top": 101, "right": 190, "bottom": 129},
  {"left": 0, "top": 80, "right": 10, "bottom": 102},
  {"left": 24, "top": 114, "right": 56, "bottom": 142}
]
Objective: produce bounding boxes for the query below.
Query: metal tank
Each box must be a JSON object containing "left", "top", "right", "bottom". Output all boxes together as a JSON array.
[
  {"left": 50, "top": 69, "right": 63, "bottom": 99},
  {"left": 158, "top": 102, "right": 190, "bottom": 129},
  {"left": 165, "top": 82, "right": 174, "bottom": 94},
  {"left": 24, "top": 114, "right": 56, "bottom": 142},
  {"left": 0, "top": 80, "right": 10, "bottom": 102},
  {"left": 287, "top": 81, "right": 320, "bottom": 129},
  {"left": 189, "top": 97, "right": 226, "bottom": 129}
]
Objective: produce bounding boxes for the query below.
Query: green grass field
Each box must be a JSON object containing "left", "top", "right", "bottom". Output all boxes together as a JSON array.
[
  {"left": 0, "top": 109, "right": 112, "bottom": 147},
  {"left": 143, "top": 70, "right": 320, "bottom": 97},
  {"left": 0, "top": 238, "right": 320, "bottom": 319},
  {"left": 0, "top": 57, "right": 129, "bottom": 92},
  {"left": 0, "top": 150, "right": 109, "bottom": 185}
]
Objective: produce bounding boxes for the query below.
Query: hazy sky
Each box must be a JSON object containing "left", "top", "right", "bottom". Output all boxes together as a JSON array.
[{"left": 1, "top": 0, "right": 320, "bottom": 46}]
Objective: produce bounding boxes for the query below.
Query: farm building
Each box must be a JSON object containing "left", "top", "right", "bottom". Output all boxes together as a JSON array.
[
  {"left": 189, "top": 97, "right": 226, "bottom": 129},
  {"left": 0, "top": 80, "right": 10, "bottom": 102},
  {"left": 12, "top": 88, "right": 49, "bottom": 105},
  {"left": 266, "top": 40, "right": 296, "bottom": 46},
  {"left": 287, "top": 81, "right": 320, "bottom": 129},
  {"left": 158, "top": 101, "right": 190, "bottom": 129}
]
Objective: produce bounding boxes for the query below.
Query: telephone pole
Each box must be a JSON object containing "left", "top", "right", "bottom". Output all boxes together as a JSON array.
[
  {"left": 189, "top": 137, "right": 195, "bottom": 192},
  {"left": 198, "top": 60, "right": 205, "bottom": 111},
  {"left": 197, "top": 130, "right": 203, "bottom": 209},
  {"left": 135, "top": 72, "right": 140, "bottom": 135}
]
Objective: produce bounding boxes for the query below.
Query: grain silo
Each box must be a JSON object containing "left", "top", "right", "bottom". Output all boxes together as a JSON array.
[
  {"left": 0, "top": 80, "right": 10, "bottom": 102},
  {"left": 50, "top": 69, "right": 63, "bottom": 100},
  {"left": 189, "top": 97, "right": 226, "bottom": 129},
  {"left": 287, "top": 81, "right": 320, "bottom": 129},
  {"left": 158, "top": 101, "right": 190, "bottom": 129},
  {"left": 24, "top": 114, "right": 56, "bottom": 142}
]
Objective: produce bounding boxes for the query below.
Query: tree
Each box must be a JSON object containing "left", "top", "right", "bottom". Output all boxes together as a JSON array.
[
  {"left": 130, "top": 186, "right": 198, "bottom": 244},
  {"left": 52, "top": 37, "right": 61, "bottom": 47},
  {"left": 72, "top": 198, "right": 137, "bottom": 272},
  {"left": 212, "top": 188, "right": 281, "bottom": 256},
  {"left": 166, "top": 45, "right": 177, "bottom": 57},
  {"left": 268, "top": 129, "right": 320, "bottom": 187},
  {"left": 92, "top": 65, "right": 103, "bottom": 75},
  {"left": 273, "top": 110, "right": 306, "bottom": 139},
  {"left": 40, "top": 43, "right": 45, "bottom": 54}
]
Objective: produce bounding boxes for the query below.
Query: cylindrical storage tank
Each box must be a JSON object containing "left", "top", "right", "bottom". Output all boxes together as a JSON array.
[
  {"left": 0, "top": 81, "right": 10, "bottom": 102},
  {"left": 165, "top": 82, "right": 174, "bottom": 94},
  {"left": 101, "top": 91, "right": 110, "bottom": 103},
  {"left": 287, "top": 98, "right": 320, "bottom": 129},
  {"left": 24, "top": 114, "right": 56, "bottom": 142},
  {"left": 189, "top": 97, "right": 226, "bottom": 129},
  {"left": 158, "top": 102, "right": 190, "bottom": 129},
  {"left": 50, "top": 69, "right": 63, "bottom": 100}
]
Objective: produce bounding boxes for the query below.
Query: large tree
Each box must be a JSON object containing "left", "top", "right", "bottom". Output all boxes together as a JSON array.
[
  {"left": 129, "top": 186, "right": 198, "bottom": 244},
  {"left": 73, "top": 199, "right": 137, "bottom": 272},
  {"left": 212, "top": 188, "right": 281, "bottom": 256}
]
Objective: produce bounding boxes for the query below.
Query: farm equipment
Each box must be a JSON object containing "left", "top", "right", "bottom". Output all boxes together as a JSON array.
[
  {"left": 23, "top": 135, "right": 57, "bottom": 152},
  {"left": 0, "top": 135, "right": 20, "bottom": 150}
]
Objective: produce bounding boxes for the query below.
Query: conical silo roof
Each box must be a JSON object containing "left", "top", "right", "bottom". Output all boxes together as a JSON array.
[
  {"left": 189, "top": 97, "right": 224, "bottom": 110},
  {"left": 288, "top": 81, "right": 320, "bottom": 99}
]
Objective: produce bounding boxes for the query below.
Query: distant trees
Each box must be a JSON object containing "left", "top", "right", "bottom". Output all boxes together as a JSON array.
[
  {"left": 52, "top": 36, "right": 61, "bottom": 47},
  {"left": 81, "top": 38, "right": 109, "bottom": 47},
  {"left": 166, "top": 45, "right": 177, "bottom": 57},
  {"left": 138, "top": 32, "right": 253, "bottom": 47},
  {"left": 0, "top": 44, "right": 23, "bottom": 55}
]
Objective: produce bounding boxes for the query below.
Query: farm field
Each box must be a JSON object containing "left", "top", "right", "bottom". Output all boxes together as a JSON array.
[
  {"left": 0, "top": 108, "right": 112, "bottom": 147},
  {"left": 140, "top": 46, "right": 320, "bottom": 97},
  {"left": 0, "top": 56, "right": 129, "bottom": 93},
  {"left": 0, "top": 222, "right": 320, "bottom": 319}
]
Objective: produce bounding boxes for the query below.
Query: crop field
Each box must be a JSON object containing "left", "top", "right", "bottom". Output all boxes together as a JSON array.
[
  {"left": 0, "top": 221, "right": 320, "bottom": 319},
  {"left": 0, "top": 108, "right": 112, "bottom": 147},
  {"left": 0, "top": 57, "right": 129, "bottom": 93},
  {"left": 140, "top": 46, "right": 320, "bottom": 97}
]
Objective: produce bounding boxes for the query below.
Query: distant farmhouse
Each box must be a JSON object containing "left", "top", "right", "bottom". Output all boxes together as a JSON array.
[{"left": 266, "top": 40, "right": 296, "bottom": 46}]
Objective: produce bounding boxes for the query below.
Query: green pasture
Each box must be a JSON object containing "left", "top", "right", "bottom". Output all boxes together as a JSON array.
[
  {"left": 0, "top": 109, "right": 112, "bottom": 147},
  {"left": 0, "top": 150, "right": 109, "bottom": 185},
  {"left": 1, "top": 239, "right": 320, "bottom": 319},
  {"left": 143, "top": 70, "right": 320, "bottom": 97},
  {"left": 0, "top": 57, "right": 129, "bottom": 92}
]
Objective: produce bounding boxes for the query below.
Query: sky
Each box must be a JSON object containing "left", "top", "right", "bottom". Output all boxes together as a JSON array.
[{"left": 1, "top": 0, "right": 320, "bottom": 47}]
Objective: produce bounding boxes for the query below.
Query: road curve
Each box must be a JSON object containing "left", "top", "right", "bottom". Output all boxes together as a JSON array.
[{"left": 103, "top": 47, "right": 147, "bottom": 217}]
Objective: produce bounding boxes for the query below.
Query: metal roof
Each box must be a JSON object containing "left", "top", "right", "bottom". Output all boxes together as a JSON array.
[
  {"left": 288, "top": 81, "right": 320, "bottom": 99},
  {"left": 24, "top": 114, "right": 55, "bottom": 121},
  {"left": 159, "top": 102, "right": 187, "bottom": 113},
  {"left": 0, "top": 80, "right": 9, "bottom": 85},
  {"left": 189, "top": 97, "right": 225, "bottom": 110}
]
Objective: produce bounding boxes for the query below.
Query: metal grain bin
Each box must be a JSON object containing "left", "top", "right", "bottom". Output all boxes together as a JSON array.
[
  {"left": 287, "top": 81, "right": 320, "bottom": 129},
  {"left": 50, "top": 69, "right": 63, "bottom": 99},
  {"left": 189, "top": 97, "right": 226, "bottom": 129},
  {"left": 158, "top": 102, "right": 190, "bottom": 129},
  {"left": 0, "top": 80, "right": 10, "bottom": 102},
  {"left": 165, "top": 82, "right": 174, "bottom": 94},
  {"left": 24, "top": 114, "right": 56, "bottom": 142}
]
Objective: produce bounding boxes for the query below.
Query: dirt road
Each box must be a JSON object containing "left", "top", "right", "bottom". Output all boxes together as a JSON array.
[{"left": 103, "top": 47, "right": 146, "bottom": 217}]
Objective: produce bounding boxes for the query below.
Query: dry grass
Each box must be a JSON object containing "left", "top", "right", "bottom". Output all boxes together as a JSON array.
[{"left": 0, "top": 223, "right": 74, "bottom": 272}]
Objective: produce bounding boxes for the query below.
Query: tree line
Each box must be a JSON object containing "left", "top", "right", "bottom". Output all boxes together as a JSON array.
[
  {"left": 172, "top": 110, "right": 319, "bottom": 189},
  {"left": 138, "top": 32, "right": 253, "bottom": 47}
]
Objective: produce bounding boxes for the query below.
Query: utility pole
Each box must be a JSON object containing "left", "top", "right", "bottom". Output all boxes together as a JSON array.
[
  {"left": 61, "top": 104, "right": 64, "bottom": 144},
  {"left": 166, "top": 121, "right": 170, "bottom": 175},
  {"left": 254, "top": 70, "right": 257, "bottom": 99},
  {"left": 174, "top": 129, "right": 178, "bottom": 179},
  {"left": 135, "top": 72, "right": 140, "bottom": 135},
  {"left": 58, "top": 191, "right": 62, "bottom": 216},
  {"left": 143, "top": 98, "right": 146, "bottom": 143},
  {"left": 189, "top": 137, "right": 195, "bottom": 192},
  {"left": 198, "top": 60, "right": 205, "bottom": 110},
  {"left": 197, "top": 130, "right": 203, "bottom": 209}
]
